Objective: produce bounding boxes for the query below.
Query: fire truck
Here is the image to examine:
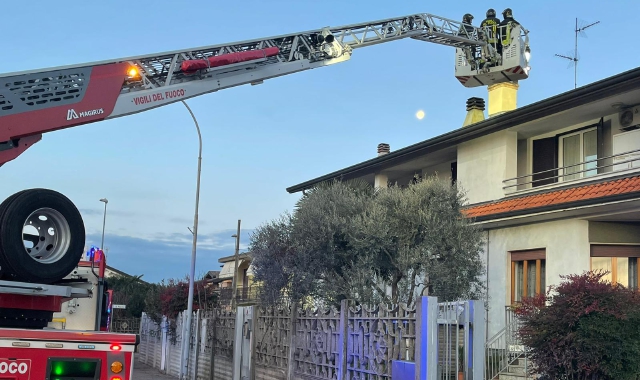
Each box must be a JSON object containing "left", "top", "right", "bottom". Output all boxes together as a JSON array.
[{"left": 0, "top": 11, "right": 531, "bottom": 379}]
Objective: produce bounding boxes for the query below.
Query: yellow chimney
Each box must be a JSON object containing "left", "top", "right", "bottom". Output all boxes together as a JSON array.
[
  {"left": 487, "top": 81, "right": 519, "bottom": 117},
  {"left": 462, "top": 97, "right": 486, "bottom": 127}
]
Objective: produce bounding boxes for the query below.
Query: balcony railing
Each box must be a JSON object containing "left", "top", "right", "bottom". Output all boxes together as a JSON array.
[
  {"left": 216, "top": 285, "right": 261, "bottom": 305},
  {"left": 503, "top": 148, "right": 640, "bottom": 194}
]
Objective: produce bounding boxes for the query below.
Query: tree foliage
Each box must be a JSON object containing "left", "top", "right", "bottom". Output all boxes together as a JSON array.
[
  {"left": 108, "top": 273, "right": 218, "bottom": 325},
  {"left": 515, "top": 270, "right": 640, "bottom": 380},
  {"left": 249, "top": 176, "right": 486, "bottom": 308},
  {"left": 107, "top": 274, "right": 150, "bottom": 318}
]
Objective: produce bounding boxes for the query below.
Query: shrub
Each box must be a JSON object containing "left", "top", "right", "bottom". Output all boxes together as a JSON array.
[{"left": 515, "top": 270, "right": 640, "bottom": 380}]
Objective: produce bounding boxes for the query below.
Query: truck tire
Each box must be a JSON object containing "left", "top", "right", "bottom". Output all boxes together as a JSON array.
[{"left": 0, "top": 189, "right": 85, "bottom": 284}]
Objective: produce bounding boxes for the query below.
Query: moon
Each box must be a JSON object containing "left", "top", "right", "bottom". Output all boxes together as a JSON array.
[{"left": 415, "top": 110, "right": 425, "bottom": 120}]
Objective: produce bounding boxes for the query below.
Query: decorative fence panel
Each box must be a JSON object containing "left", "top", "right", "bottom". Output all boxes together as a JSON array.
[
  {"left": 111, "top": 317, "right": 140, "bottom": 334},
  {"left": 347, "top": 303, "right": 417, "bottom": 380},
  {"left": 294, "top": 305, "right": 341, "bottom": 379}
]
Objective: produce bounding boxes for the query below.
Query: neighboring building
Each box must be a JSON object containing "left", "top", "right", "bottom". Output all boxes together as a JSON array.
[
  {"left": 286, "top": 68, "right": 640, "bottom": 344},
  {"left": 104, "top": 265, "right": 149, "bottom": 283},
  {"left": 214, "top": 252, "right": 258, "bottom": 305}
]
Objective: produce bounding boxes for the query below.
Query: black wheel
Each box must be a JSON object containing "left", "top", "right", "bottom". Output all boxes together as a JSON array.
[{"left": 0, "top": 189, "right": 85, "bottom": 284}]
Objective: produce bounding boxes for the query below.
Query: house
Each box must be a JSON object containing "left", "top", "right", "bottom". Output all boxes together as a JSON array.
[
  {"left": 214, "top": 252, "right": 258, "bottom": 305},
  {"left": 286, "top": 68, "right": 640, "bottom": 344}
]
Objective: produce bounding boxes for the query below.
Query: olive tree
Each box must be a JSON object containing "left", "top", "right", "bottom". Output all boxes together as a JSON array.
[{"left": 250, "top": 176, "right": 486, "bottom": 308}]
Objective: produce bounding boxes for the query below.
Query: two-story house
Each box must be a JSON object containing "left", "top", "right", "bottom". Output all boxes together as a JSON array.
[{"left": 285, "top": 67, "right": 640, "bottom": 345}]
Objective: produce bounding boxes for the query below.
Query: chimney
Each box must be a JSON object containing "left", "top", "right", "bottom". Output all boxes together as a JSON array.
[
  {"left": 487, "top": 81, "right": 519, "bottom": 117},
  {"left": 377, "top": 143, "right": 390, "bottom": 156},
  {"left": 462, "top": 97, "right": 486, "bottom": 127}
]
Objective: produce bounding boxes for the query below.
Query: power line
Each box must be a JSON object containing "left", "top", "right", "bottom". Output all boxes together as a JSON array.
[{"left": 555, "top": 18, "right": 600, "bottom": 89}]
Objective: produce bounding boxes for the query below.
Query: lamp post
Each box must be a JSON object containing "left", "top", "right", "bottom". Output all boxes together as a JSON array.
[
  {"left": 99, "top": 198, "right": 108, "bottom": 251},
  {"left": 95, "top": 198, "right": 108, "bottom": 331},
  {"left": 179, "top": 100, "right": 203, "bottom": 380},
  {"left": 230, "top": 219, "right": 241, "bottom": 310}
]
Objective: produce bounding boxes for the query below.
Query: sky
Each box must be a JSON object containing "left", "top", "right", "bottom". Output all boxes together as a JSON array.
[{"left": 0, "top": 0, "right": 637, "bottom": 283}]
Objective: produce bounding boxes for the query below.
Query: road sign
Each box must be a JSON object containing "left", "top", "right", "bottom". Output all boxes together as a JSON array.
[{"left": 112, "top": 304, "right": 126, "bottom": 309}]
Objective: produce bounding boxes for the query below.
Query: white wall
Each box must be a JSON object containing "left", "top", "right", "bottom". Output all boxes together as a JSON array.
[
  {"left": 485, "top": 219, "right": 590, "bottom": 337},
  {"left": 457, "top": 130, "right": 517, "bottom": 204}
]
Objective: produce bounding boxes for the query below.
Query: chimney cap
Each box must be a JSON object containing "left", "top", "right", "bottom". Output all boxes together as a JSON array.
[
  {"left": 466, "top": 97, "right": 485, "bottom": 111},
  {"left": 377, "top": 143, "right": 390, "bottom": 156}
]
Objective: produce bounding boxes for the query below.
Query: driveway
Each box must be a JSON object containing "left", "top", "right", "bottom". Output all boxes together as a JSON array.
[{"left": 133, "top": 361, "right": 176, "bottom": 380}]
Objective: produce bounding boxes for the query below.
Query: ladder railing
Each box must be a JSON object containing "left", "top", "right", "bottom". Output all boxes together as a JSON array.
[{"left": 121, "top": 13, "right": 488, "bottom": 92}]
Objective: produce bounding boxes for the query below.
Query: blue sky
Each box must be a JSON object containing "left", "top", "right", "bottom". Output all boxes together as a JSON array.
[{"left": 0, "top": 0, "right": 637, "bottom": 283}]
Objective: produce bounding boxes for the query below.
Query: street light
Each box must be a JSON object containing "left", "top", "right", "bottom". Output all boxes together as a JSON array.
[
  {"left": 230, "top": 219, "right": 241, "bottom": 310},
  {"left": 99, "top": 198, "right": 108, "bottom": 251},
  {"left": 94, "top": 198, "right": 108, "bottom": 331},
  {"left": 179, "top": 100, "right": 203, "bottom": 380}
]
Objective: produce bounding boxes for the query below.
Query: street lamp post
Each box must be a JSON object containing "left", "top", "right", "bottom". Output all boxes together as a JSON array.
[
  {"left": 230, "top": 219, "right": 241, "bottom": 311},
  {"left": 95, "top": 198, "right": 108, "bottom": 331},
  {"left": 179, "top": 100, "right": 203, "bottom": 380},
  {"left": 99, "top": 198, "right": 108, "bottom": 251}
]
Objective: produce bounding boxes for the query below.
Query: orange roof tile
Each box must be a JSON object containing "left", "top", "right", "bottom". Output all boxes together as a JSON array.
[{"left": 463, "top": 176, "right": 640, "bottom": 219}]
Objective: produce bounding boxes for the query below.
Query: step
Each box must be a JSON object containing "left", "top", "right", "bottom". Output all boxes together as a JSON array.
[
  {"left": 498, "top": 369, "right": 540, "bottom": 380},
  {"left": 498, "top": 374, "right": 527, "bottom": 380}
]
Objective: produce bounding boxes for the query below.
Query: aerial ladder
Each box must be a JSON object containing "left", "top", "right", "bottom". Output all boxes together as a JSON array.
[{"left": 0, "top": 12, "right": 531, "bottom": 327}]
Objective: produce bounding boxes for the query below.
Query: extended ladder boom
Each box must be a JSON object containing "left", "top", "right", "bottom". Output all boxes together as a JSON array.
[{"left": 0, "top": 12, "right": 529, "bottom": 167}]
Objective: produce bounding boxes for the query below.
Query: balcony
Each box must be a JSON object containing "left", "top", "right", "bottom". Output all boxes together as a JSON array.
[
  {"left": 503, "top": 148, "right": 640, "bottom": 196},
  {"left": 216, "top": 285, "right": 261, "bottom": 306}
]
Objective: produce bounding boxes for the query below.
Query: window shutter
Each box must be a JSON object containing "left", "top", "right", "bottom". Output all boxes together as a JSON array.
[
  {"left": 511, "top": 249, "right": 546, "bottom": 261},
  {"left": 532, "top": 137, "right": 558, "bottom": 187},
  {"left": 590, "top": 244, "right": 640, "bottom": 257}
]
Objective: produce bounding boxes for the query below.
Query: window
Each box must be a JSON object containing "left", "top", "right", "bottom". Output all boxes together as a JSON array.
[
  {"left": 510, "top": 249, "right": 546, "bottom": 304},
  {"left": 530, "top": 121, "right": 603, "bottom": 187},
  {"left": 590, "top": 244, "right": 640, "bottom": 289},
  {"left": 559, "top": 127, "right": 598, "bottom": 181}
]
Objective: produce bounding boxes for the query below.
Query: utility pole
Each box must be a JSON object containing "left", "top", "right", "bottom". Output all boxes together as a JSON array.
[{"left": 231, "top": 219, "right": 241, "bottom": 311}]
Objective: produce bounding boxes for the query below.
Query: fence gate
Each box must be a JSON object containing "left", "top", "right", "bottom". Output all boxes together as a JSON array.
[
  {"left": 435, "top": 301, "right": 485, "bottom": 380},
  {"left": 233, "top": 306, "right": 254, "bottom": 380}
]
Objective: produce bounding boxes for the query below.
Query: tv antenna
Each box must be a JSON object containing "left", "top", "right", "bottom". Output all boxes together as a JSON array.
[{"left": 555, "top": 18, "right": 600, "bottom": 89}]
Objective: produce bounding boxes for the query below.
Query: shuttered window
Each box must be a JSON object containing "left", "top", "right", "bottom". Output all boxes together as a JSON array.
[
  {"left": 590, "top": 244, "right": 640, "bottom": 289},
  {"left": 510, "top": 249, "right": 546, "bottom": 304}
]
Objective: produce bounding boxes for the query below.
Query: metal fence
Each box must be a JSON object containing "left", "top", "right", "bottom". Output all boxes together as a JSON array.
[{"left": 111, "top": 317, "right": 140, "bottom": 334}]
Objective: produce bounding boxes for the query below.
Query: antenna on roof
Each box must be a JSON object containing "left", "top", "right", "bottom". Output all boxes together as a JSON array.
[{"left": 555, "top": 17, "right": 600, "bottom": 89}]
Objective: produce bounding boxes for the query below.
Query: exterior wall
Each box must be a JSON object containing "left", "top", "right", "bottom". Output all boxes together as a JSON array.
[
  {"left": 485, "top": 219, "right": 590, "bottom": 337},
  {"left": 589, "top": 221, "right": 640, "bottom": 244},
  {"left": 375, "top": 173, "right": 388, "bottom": 188},
  {"left": 457, "top": 130, "right": 517, "bottom": 204}
]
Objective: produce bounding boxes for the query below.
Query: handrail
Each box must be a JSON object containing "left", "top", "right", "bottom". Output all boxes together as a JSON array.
[
  {"left": 484, "top": 306, "right": 526, "bottom": 379},
  {"left": 503, "top": 148, "right": 640, "bottom": 190}
]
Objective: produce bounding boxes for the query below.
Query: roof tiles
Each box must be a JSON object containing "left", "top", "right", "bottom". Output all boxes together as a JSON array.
[{"left": 463, "top": 175, "right": 640, "bottom": 219}]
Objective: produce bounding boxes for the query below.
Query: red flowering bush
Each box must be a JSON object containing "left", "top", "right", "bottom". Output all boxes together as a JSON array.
[{"left": 515, "top": 270, "right": 640, "bottom": 379}]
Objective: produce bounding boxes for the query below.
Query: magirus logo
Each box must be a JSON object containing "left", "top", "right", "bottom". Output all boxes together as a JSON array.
[{"left": 66, "top": 108, "right": 104, "bottom": 120}]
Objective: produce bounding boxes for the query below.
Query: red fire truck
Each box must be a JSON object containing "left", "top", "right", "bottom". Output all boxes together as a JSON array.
[
  {"left": 0, "top": 329, "right": 137, "bottom": 380},
  {"left": 0, "top": 250, "right": 138, "bottom": 379}
]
